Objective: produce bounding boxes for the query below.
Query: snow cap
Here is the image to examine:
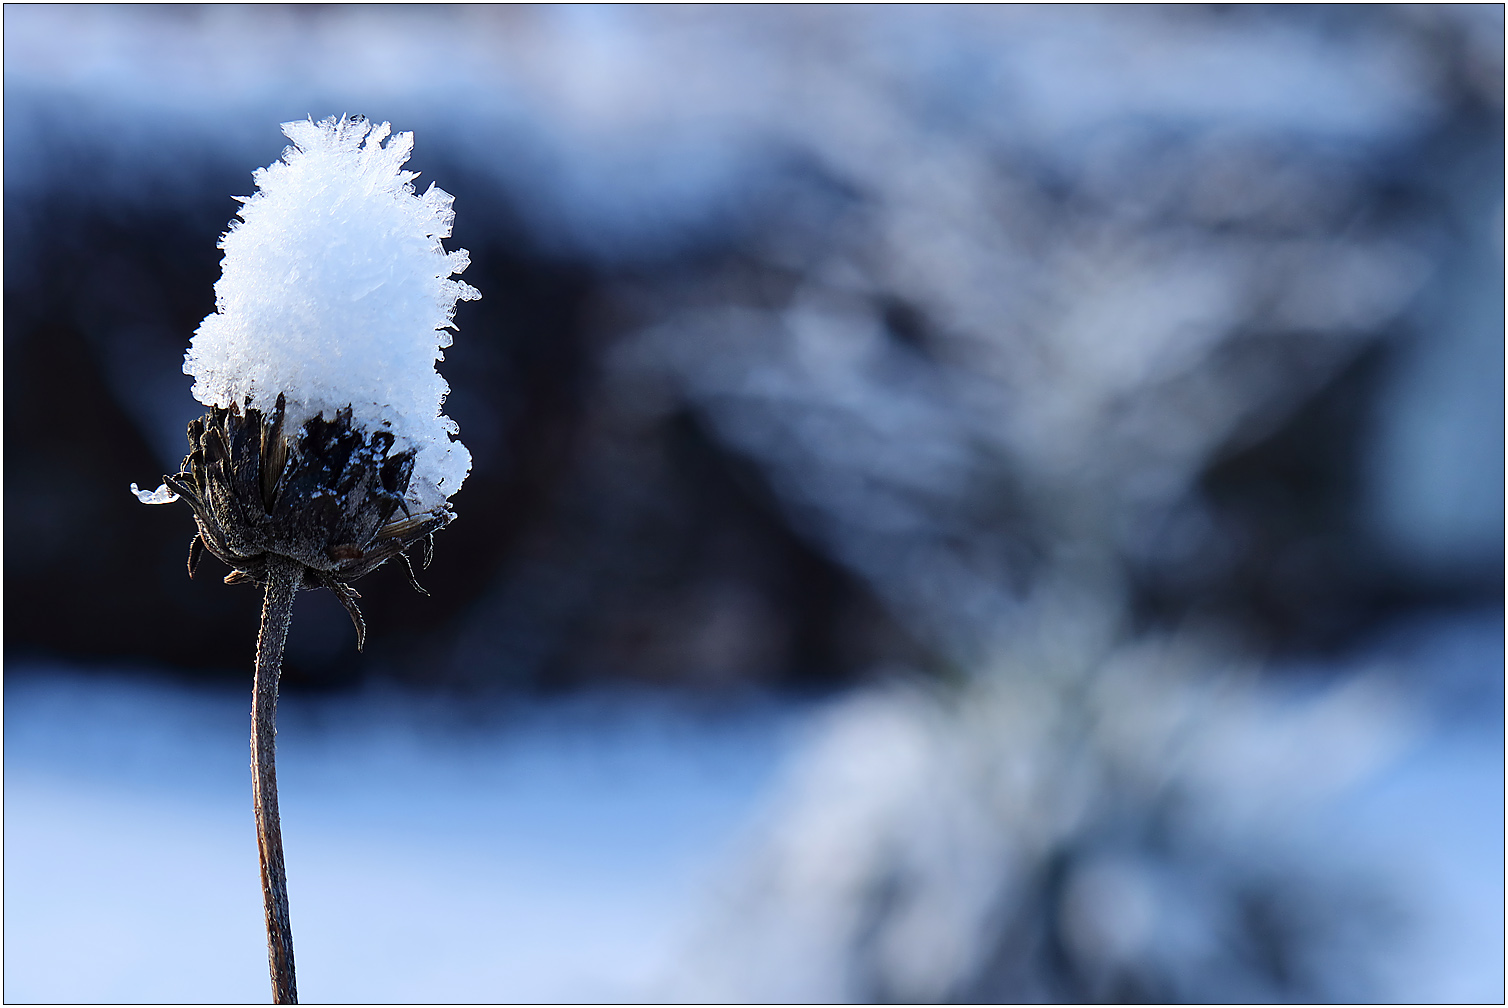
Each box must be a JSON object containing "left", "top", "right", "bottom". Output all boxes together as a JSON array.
[{"left": 184, "top": 115, "right": 480, "bottom": 508}]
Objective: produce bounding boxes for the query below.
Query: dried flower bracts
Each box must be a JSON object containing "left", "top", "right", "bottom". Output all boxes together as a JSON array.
[{"left": 162, "top": 393, "right": 451, "bottom": 650}]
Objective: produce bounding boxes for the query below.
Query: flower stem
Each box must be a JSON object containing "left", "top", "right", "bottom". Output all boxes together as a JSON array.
[{"left": 254, "top": 555, "right": 301, "bottom": 1005}]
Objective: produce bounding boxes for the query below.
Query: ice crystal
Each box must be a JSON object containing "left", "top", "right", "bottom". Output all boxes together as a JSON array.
[
  {"left": 183, "top": 114, "right": 480, "bottom": 509},
  {"left": 130, "top": 482, "right": 181, "bottom": 504}
]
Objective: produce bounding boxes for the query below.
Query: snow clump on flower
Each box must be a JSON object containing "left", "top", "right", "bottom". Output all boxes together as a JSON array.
[{"left": 184, "top": 115, "right": 480, "bottom": 509}]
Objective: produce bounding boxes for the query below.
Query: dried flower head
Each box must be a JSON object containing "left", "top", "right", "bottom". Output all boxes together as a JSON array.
[
  {"left": 158, "top": 393, "right": 450, "bottom": 649},
  {"left": 136, "top": 113, "right": 479, "bottom": 645}
]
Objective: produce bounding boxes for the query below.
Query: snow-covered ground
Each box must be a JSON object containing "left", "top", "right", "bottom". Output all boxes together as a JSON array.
[
  {"left": 1301, "top": 609, "right": 1505, "bottom": 1004},
  {"left": 4, "top": 608, "right": 1502, "bottom": 1004},
  {"left": 3, "top": 675, "right": 800, "bottom": 1004}
]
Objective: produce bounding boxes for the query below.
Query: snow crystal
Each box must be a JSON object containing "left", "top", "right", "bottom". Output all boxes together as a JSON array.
[
  {"left": 130, "top": 482, "right": 181, "bottom": 504},
  {"left": 183, "top": 115, "right": 480, "bottom": 508}
]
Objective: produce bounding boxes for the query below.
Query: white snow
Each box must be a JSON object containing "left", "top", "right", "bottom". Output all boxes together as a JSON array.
[
  {"left": 3, "top": 669, "right": 796, "bottom": 1004},
  {"left": 183, "top": 115, "right": 480, "bottom": 509},
  {"left": 129, "top": 481, "right": 181, "bottom": 504},
  {"left": 4, "top": 622, "right": 1502, "bottom": 1003},
  {"left": 3, "top": 610, "right": 1502, "bottom": 1003}
]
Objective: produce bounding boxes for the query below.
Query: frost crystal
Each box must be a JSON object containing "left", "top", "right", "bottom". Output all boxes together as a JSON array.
[
  {"left": 184, "top": 115, "right": 480, "bottom": 508},
  {"left": 131, "top": 482, "right": 181, "bottom": 504}
]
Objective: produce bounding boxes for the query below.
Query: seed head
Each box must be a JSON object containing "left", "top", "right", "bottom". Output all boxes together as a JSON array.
[{"left": 134, "top": 115, "right": 478, "bottom": 649}]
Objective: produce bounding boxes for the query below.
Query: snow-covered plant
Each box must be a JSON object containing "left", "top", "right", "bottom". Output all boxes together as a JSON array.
[{"left": 132, "top": 114, "right": 479, "bottom": 1005}]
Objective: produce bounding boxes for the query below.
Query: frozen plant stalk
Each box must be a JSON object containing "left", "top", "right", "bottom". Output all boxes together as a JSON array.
[{"left": 133, "top": 115, "right": 479, "bottom": 1005}]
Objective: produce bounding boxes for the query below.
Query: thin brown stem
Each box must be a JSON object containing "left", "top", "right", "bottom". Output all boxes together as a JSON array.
[{"left": 254, "top": 555, "right": 301, "bottom": 1005}]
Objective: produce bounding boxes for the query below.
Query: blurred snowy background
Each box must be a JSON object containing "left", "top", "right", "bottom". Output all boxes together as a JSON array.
[{"left": 4, "top": 5, "right": 1502, "bottom": 1003}]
